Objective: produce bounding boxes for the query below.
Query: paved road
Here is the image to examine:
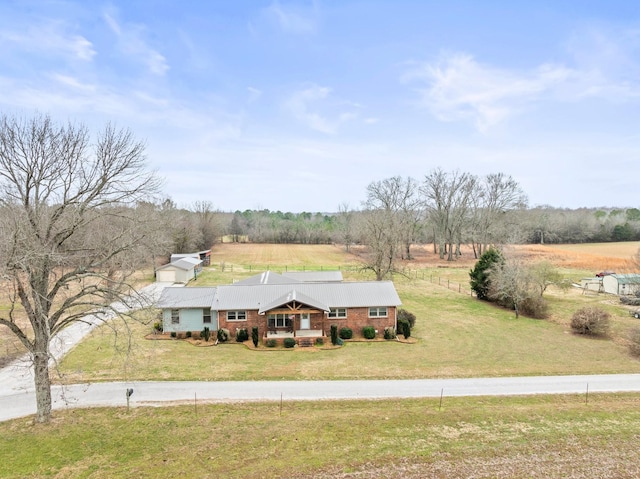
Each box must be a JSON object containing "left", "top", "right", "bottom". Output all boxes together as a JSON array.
[{"left": 2, "top": 374, "right": 640, "bottom": 422}]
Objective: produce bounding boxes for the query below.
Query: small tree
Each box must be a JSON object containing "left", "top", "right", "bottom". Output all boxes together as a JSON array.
[
  {"left": 397, "top": 309, "right": 416, "bottom": 329},
  {"left": 330, "top": 324, "right": 338, "bottom": 345},
  {"left": 570, "top": 307, "right": 610, "bottom": 337},
  {"left": 201, "top": 327, "right": 211, "bottom": 342},
  {"left": 470, "top": 248, "right": 503, "bottom": 300},
  {"left": 251, "top": 326, "right": 259, "bottom": 347},
  {"left": 398, "top": 318, "right": 411, "bottom": 338}
]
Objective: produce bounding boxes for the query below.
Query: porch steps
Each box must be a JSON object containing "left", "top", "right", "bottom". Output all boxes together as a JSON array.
[{"left": 297, "top": 338, "right": 314, "bottom": 348}]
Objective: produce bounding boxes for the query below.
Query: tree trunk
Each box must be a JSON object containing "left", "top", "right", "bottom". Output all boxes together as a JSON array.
[{"left": 33, "top": 350, "right": 52, "bottom": 423}]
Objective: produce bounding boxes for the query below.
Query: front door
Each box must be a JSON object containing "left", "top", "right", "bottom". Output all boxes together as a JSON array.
[{"left": 300, "top": 313, "right": 310, "bottom": 330}]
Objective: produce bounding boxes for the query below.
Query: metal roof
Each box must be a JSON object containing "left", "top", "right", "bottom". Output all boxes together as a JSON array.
[
  {"left": 213, "top": 281, "right": 401, "bottom": 311},
  {"left": 156, "top": 287, "right": 216, "bottom": 308},
  {"left": 282, "top": 271, "right": 343, "bottom": 282},
  {"left": 258, "top": 289, "right": 331, "bottom": 314},
  {"left": 158, "top": 257, "right": 202, "bottom": 271},
  {"left": 234, "top": 271, "right": 301, "bottom": 285},
  {"left": 612, "top": 274, "right": 640, "bottom": 284}
]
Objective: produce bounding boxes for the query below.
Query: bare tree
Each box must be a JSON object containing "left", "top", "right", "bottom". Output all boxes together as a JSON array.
[
  {"left": 191, "top": 200, "right": 220, "bottom": 250},
  {"left": 421, "top": 169, "right": 476, "bottom": 261},
  {"left": 0, "top": 115, "right": 161, "bottom": 423},
  {"left": 470, "top": 173, "right": 527, "bottom": 257},
  {"left": 336, "top": 202, "right": 355, "bottom": 252},
  {"left": 361, "top": 177, "right": 417, "bottom": 279}
]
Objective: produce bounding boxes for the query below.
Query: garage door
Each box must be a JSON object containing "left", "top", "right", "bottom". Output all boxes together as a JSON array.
[{"left": 156, "top": 270, "right": 175, "bottom": 283}]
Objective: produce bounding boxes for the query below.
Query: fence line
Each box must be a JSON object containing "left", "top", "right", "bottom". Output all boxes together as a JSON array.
[{"left": 214, "top": 262, "right": 474, "bottom": 296}]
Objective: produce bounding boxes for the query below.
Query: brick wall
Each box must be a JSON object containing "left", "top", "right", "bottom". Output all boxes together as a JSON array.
[{"left": 218, "top": 306, "right": 396, "bottom": 339}]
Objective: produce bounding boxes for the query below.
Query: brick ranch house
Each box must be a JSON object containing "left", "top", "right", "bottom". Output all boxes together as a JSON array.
[{"left": 156, "top": 271, "right": 402, "bottom": 342}]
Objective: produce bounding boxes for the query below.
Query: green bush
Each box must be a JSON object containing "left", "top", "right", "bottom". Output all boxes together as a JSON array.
[
  {"left": 217, "top": 328, "right": 230, "bottom": 342},
  {"left": 383, "top": 327, "right": 396, "bottom": 340},
  {"left": 236, "top": 328, "right": 249, "bottom": 342},
  {"left": 283, "top": 337, "right": 296, "bottom": 348},
  {"left": 397, "top": 309, "right": 416, "bottom": 329},
  {"left": 362, "top": 326, "right": 376, "bottom": 339},
  {"left": 186, "top": 331, "right": 192, "bottom": 338},
  {"left": 570, "top": 307, "right": 610, "bottom": 337},
  {"left": 201, "top": 327, "right": 211, "bottom": 342},
  {"left": 398, "top": 318, "right": 411, "bottom": 339},
  {"left": 336, "top": 337, "right": 344, "bottom": 346},
  {"left": 330, "top": 324, "right": 338, "bottom": 345},
  {"left": 469, "top": 248, "right": 504, "bottom": 300},
  {"left": 315, "top": 337, "right": 324, "bottom": 346},
  {"left": 153, "top": 322, "right": 163, "bottom": 332},
  {"left": 339, "top": 327, "right": 353, "bottom": 340},
  {"left": 266, "top": 338, "right": 277, "bottom": 348},
  {"left": 170, "top": 331, "right": 177, "bottom": 338},
  {"left": 252, "top": 326, "right": 259, "bottom": 347}
]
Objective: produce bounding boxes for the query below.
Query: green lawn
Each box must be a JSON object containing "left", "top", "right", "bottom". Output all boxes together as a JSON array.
[
  {"left": 57, "top": 267, "right": 640, "bottom": 383},
  {"left": 2, "top": 394, "right": 640, "bottom": 478}
]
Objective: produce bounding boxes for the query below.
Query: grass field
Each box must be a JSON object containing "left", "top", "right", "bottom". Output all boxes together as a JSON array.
[{"left": 2, "top": 394, "right": 639, "bottom": 478}]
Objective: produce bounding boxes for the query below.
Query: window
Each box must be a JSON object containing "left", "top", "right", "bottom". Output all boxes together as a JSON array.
[
  {"left": 328, "top": 308, "right": 347, "bottom": 318},
  {"left": 368, "top": 307, "right": 388, "bottom": 318},
  {"left": 268, "top": 313, "right": 291, "bottom": 328},
  {"left": 171, "top": 309, "right": 180, "bottom": 324},
  {"left": 203, "top": 309, "right": 211, "bottom": 324},
  {"left": 226, "top": 311, "right": 246, "bottom": 321}
]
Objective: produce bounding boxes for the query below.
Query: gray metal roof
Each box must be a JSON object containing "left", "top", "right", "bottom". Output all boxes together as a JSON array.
[
  {"left": 258, "top": 289, "right": 331, "bottom": 314},
  {"left": 213, "top": 281, "right": 401, "bottom": 311},
  {"left": 282, "top": 271, "right": 343, "bottom": 282},
  {"left": 158, "top": 257, "right": 202, "bottom": 271},
  {"left": 156, "top": 287, "right": 216, "bottom": 308},
  {"left": 234, "top": 271, "right": 301, "bottom": 285}
]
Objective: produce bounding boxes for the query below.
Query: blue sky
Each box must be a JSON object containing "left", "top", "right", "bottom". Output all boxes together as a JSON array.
[{"left": 1, "top": 1, "right": 639, "bottom": 212}]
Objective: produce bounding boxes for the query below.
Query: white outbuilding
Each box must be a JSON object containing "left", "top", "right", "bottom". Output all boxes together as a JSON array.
[
  {"left": 601, "top": 273, "right": 640, "bottom": 296},
  {"left": 156, "top": 257, "right": 203, "bottom": 283}
]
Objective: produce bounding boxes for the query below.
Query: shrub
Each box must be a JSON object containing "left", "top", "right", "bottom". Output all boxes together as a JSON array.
[
  {"left": 266, "top": 338, "right": 277, "bottom": 348},
  {"left": 570, "top": 307, "right": 610, "bottom": 337},
  {"left": 629, "top": 327, "right": 640, "bottom": 357},
  {"left": 185, "top": 331, "right": 192, "bottom": 338},
  {"left": 398, "top": 318, "right": 411, "bottom": 339},
  {"left": 362, "top": 326, "right": 376, "bottom": 339},
  {"left": 252, "top": 326, "right": 259, "bottom": 347},
  {"left": 236, "top": 328, "right": 249, "bottom": 342},
  {"left": 201, "top": 327, "right": 211, "bottom": 342},
  {"left": 339, "top": 327, "right": 353, "bottom": 340},
  {"left": 153, "top": 321, "right": 163, "bottom": 333},
  {"left": 217, "top": 328, "right": 230, "bottom": 342},
  {"left": 519, "top": 295, "right": 549, "bottom": 319},
  {"left": 315, "top": 337, "right": 324, "bottom": 346},
  {"left": 397, "top": 309, "right": 416, "bottom": 329},
  {"left": 469, "top": 248, "right": 503, "bottom": 300},
  {"left": 283, "top": 337, "right": 296, "bottom": 348},
  {"left": 330, "top": 324, "right": 338, "bottom": 345},
  {"left": 384, "top": 327, "right": 396, "bottom": 340},
  {"left": 170, "top": 331, "right": 177, "bottom": 338},
  {"left": 336, "top": 337, "right": 344, "bottom": 346}
]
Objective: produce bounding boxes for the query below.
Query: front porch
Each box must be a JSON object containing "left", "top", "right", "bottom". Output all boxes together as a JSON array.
[{"left": 265, "top": 329, "right": 324, "bottom": 339}]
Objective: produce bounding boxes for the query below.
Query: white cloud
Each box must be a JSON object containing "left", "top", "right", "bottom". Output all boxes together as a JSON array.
[
  {"left": 284, "top": 84, "right": 357, "bottom": 134},
  {"left": 404, "top": 53, "right": 571, "bottom": 132},
  {"left": 263, "top": 1, "right": 318, "bottom": 34},
  {"left": 103, "top": 11, "right": 169, "bottom": 76},
  {"left": 0, "top": 21, "right": 95, "bottom": 61}
]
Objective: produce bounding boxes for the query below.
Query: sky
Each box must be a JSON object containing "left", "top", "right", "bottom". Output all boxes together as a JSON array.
[{"left": 1, "top": 1, "right": 639, "bottom": 213}]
